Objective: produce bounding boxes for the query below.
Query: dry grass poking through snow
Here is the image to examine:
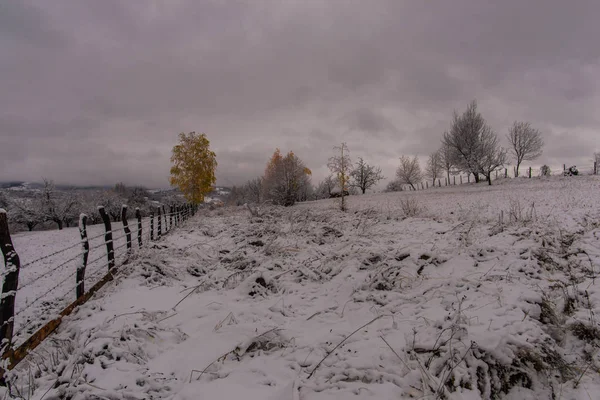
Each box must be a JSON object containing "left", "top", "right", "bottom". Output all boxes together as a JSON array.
[{"left": 3, "top": 175, "right": 600, "bottom": 399}]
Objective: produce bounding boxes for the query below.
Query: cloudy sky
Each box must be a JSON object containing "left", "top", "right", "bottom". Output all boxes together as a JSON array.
[{"left": 1, "top": 1, "right": 599, "bottom": 189}]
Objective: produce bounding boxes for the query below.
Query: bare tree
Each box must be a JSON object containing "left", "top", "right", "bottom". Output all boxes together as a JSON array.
[
  {"left": 424, "top": 151, "right": 443, "bottom": 184},
  {"left": 396, "top": 155, "right": 422, "bottom": 190},
  {"left": 507, "top": 122, "right": 544, "bottom": 177},
  {"left": 244, "top": 177, "right": 263, "bottom": 204},
  {"left": 477, "top": 130, "right": 507, "bottom": 185},
  {"left": 328, "top": 143, "right": 351, "bottom": 211},
  {"left": 443, "top": 100, "right": 505, "bottom": 184},
  {"left": 41, "top": 178, "right": 80, "bottom": 229},
  {"left": 315, "top": 175, "right": 336, "bottom": 199},
  {"left": 438, "top": 140, "right": 456, "bottom": 183},
  {"left": 350, "top": 157, "right": 384, "bottom": 194},
  {"left": 8, "top": 198, "right": 44, "bottom": 231}
]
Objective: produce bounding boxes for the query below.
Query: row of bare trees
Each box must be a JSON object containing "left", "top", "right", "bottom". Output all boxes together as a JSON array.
[
  {"left": 2, "top": 179, "right": 179, "bottom": 232},
  {"left": 391, "top": 100, "right": 545, "bottom": 189}
]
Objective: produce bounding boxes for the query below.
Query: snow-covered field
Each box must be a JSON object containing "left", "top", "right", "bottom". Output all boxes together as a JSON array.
[{"left": 3, "top": 176, "right": 600, "bottom": 399}]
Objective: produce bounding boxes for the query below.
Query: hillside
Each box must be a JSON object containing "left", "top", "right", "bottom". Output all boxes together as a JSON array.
[{"left": 3, "top": 176, "right": 600, "bottom": 399}]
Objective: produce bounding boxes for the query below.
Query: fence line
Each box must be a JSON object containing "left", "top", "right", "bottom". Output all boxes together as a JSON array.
[
  {"left": 398, "top": 163, "right": 598, "bottom": 192},
  {"left": 0, "top": 203, "right": 197, "bottom": 383}
]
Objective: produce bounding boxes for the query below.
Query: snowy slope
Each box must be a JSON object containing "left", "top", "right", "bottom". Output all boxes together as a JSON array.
[{"left": 3, "top": 175, "right": 600, "bottom": 399}]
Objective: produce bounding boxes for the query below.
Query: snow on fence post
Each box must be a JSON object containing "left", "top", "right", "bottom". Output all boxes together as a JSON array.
[
  {"left": 157, "top": 206, "right": 162, "bottom": 239},
  {"left": 135, "top": 208, "right": 142, "bottom": 248},
  {"left": 98, "top": 206, "right": 115, "bottom": 271},
  {"left": 150, "top": 211, "right": 154, "bottom": 241},
  {"left": 0, "top": 209, "right": 20, "bottom": 353},
  {"left": 77, "top": 214, "right": 89, "bottom": 299},
  {"left": 121, "top": 205, "right": 132, "bottom": 253}
]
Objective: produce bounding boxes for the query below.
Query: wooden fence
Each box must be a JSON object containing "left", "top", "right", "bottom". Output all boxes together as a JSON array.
[
  {"left": 0, "top": 203, "right": 197, "bottom": 383},
  {"left": 402, "top": 163, "right": 598, "bottom": 192}
]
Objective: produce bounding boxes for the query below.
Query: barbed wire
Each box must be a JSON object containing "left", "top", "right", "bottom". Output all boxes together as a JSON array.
[
  {"left": 14, "top": 270, "right": 75, "bottom": 317},
  {"left": 19, "top": 240, "right": 83, "bottom": 269},
  {"left": 17, "top": 250, "right": 83, "bottom": 291}
]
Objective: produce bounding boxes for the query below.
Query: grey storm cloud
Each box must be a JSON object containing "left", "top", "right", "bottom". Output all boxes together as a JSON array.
[{"left": 1, "top": 0, "right": 599, "bottom": 188}]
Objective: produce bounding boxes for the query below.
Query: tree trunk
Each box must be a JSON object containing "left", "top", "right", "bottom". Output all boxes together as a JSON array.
[
  {"left": 56, "top": 219, "right": 63, "bottom": 230},
  {"left": 409, "top": 183, "right": 416, "bottom": 190},
  {"left": 361, "top": 187, "right": 366, "bottom": 194},
  {"left": 487, "top": 175, "right": 492, "bottom": 185},
  {"left": 515, "top": 161, "right": 521, "bottom": 177},
  {"left": 474, "top": 173, "right": 480, "bottom": 183}
]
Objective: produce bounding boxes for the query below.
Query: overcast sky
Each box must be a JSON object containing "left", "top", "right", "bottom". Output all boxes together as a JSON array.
[{"left": 1, "top": 1, "right": 599, "bottom": 189}]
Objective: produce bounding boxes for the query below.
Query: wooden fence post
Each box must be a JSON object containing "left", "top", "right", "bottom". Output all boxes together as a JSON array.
[
  {"left": 162, "top": 205, "right": 167, "bottom": 233},
  {"left": 460, "top": 175, "right": 463, "bottom": 184},
  {"left": 135, "top": 208, "right": 142, "bottom": 248},
  {"left": 505, "top": 168, "right": 508, "bottom": 178},
  {"left": 98, "top": 207, "right": 115, "bottom": 271},
  {"left": 121, "top": 205, "right": 131, "bottom": 253},
  {"left": 438, "top": 179, "right": 441, "bottom": 187},
  {"left": 529, "top": 167, "right": 532, "bottom": 178},
  {"left": 594, "top": 161, "right": 597, "bottom": 175},
  {"left": 191, "top": 204, "right": 195, "bottom": 217},
  {"left": 150, "top": 211, "right": 154, "bottom": 241},
  {"left": 467, "top": 175, "right": 470, "bottom": 183},
  {"left": 426, "top": 181, "right": 428, "bottom": 189},
  {"left": 0, "top": 210, "right": 21, "bottom": 352},
  {"left": 445, "top": 178, "right": 448, "bottom": 186},
  {"left": 170, "top": 205, "right": 174, "bottom": 230},
  {"left": 77, "top": 214, "right": 89, "bottom": 299},
  {"left": 157, "top": 207, "right": 162, "bottom": 239},
  {"left": 495, "top": 170, "right": 498, "bottom": 179},
  {"left": 563, "top": 164, "right": 566, "bottom": 173}
]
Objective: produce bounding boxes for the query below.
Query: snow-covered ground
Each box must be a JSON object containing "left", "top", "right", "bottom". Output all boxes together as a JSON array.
[
  {"left": 3, "top": 175, "right": 600, "bottom": 399},
  {"left": 9, "top": 217, "right": 154, "bottom": 346}
]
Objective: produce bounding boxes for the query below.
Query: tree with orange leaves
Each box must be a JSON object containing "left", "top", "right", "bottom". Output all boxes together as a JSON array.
[{"left": 262, "top": 149, "right": 311, "bottom": 206}]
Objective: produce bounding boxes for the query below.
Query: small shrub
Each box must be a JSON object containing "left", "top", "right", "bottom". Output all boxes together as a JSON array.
[
  {"left": 539, "top": 165, "right": 551, "bottom": 176},
  {"left": 399, "top": 197, "right": 425, "bottom": 217},
  {"left": 570, "top": 321, "right": 600, "bottom": 343}
]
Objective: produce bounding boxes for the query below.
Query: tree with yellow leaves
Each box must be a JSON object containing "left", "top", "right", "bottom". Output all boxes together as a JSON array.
[
  {"left": 262, "top": 149, "right": 311, "bottom": 206},
  {"left": 169, "top": 132, "right": 217, "bottom": 204}
]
